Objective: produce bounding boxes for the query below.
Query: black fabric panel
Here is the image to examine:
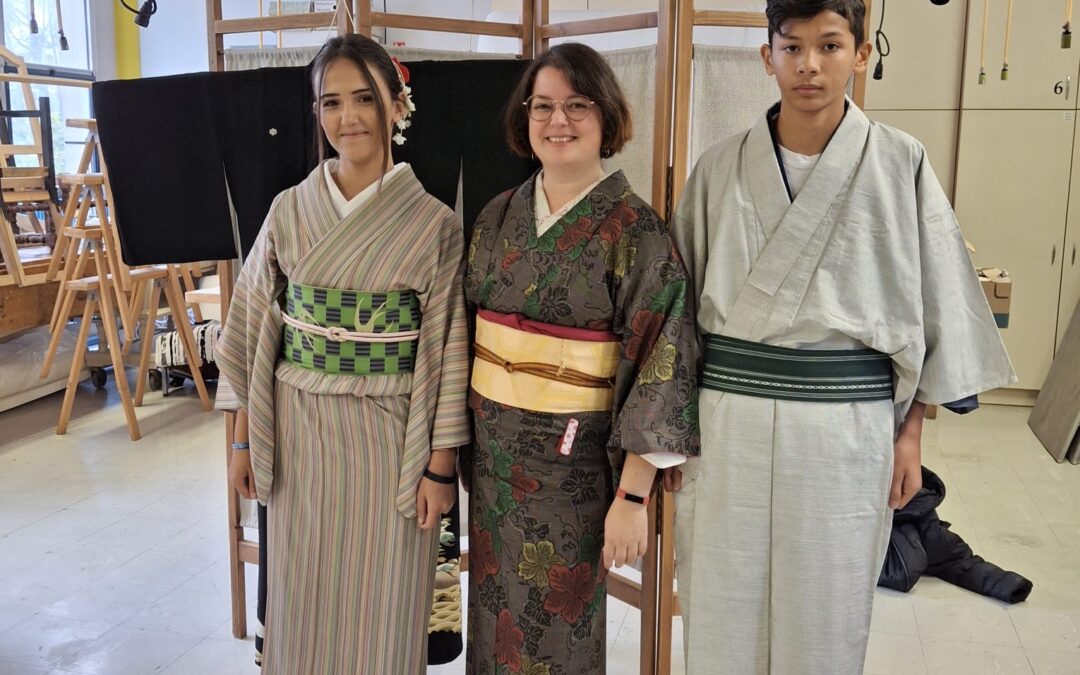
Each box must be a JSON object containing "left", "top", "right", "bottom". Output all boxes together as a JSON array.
[
  {"left": 212, "top": 66, "right": 317, "bottom": 259},
  {"left": 94, "top": 74, "right": 237, "bottom": 265},
  {"left": 458, "top": 59, "right": 537, "bottom": 239},
  {"left": 391, "top": 60, "right": 462, "bottom": 213},
  {"left": 392, "top": 59, "right": 537, "bottom": 243}
]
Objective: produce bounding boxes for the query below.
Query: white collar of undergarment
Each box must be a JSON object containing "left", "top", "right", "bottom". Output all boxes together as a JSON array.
[
  {"left": 777, "top": 145, "right": 821, "bottom": 198},
  {"left": 534, "top": 168, "right": 616, "bottom": 236},
  {"left": 323, "top": 160, "right": 408, "bottom": 218}
]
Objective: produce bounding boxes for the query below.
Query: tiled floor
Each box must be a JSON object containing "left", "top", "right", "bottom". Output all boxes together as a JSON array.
[{"left": 1, "top": 377, "right": 1078, "bottom": 674}]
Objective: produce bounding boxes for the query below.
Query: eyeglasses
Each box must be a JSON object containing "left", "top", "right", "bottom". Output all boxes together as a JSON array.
[{"left": 523, "top": 95, "right": 596, "bottom": 122}]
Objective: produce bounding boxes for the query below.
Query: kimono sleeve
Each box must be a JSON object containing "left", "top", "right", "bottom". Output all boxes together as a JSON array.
[
  {"left": 214, "top": 194, "right": 287, "bottom": 411},
  {"left": 427, "top": 211, "right": 471, "bottom": 451},
  {"left": 912, "top": 156, "right": 1016, "bottom": 404},
  {"left": 608, "top": 203, "right": 701, "bottom": 462}
]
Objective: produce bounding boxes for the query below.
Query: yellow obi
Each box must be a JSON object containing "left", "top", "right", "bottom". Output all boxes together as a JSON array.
[{"left": 471, "top": 313, "right": 620, "bottom": 414}]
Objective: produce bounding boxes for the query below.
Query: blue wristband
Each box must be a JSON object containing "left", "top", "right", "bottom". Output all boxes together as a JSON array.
[{"left": 232, "top": 442, "right": 250, "bottom": 451}]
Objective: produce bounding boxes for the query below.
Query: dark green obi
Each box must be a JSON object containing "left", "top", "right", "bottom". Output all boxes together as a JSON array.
[
  {"left": 702, "top": 334, "right": 893, "bottom": 402},
  {"left": 283, "top": 281, "right": 421, "bottom": 375}
]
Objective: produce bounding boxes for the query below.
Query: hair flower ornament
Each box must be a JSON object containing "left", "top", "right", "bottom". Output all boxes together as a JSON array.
[{"left": 391, "top": 56, "right": 415, "bottom": 145}]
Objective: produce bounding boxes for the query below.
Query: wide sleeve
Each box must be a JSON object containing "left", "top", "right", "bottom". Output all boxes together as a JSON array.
[
  {"left": 214, "top": 194, "right": 287, "bottom": 411},
  {"left": 670, "top": 158, "right": 713, "bottom": 313},
  {"left": 911, "top": 156, "right": 1016, "bottom": 404},
  {"left": 607, "top": 203, "right": 701, "bottom": 465},
  {"left": 429, "top": 212, "right": 471, "bottom": 450}
]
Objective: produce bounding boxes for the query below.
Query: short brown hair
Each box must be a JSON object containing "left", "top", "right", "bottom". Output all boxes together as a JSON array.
[{"left": 504, "top": 43, "right": 632, "bottom": 159}]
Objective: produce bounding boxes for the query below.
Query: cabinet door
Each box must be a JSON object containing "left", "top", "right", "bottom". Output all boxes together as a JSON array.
[
  {"left": 863, "top": 0, "right": 967, "bottom": 111},
  {"left": 954, "top": 110, "right": 1071, "bottom": 389},
  {"left": 961, "top": 0, "right": 1080, "bottom": 110}
]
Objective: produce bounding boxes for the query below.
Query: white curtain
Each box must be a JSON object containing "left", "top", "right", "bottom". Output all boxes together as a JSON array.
[{"left": 601, "top": 45, "right": 658, "bottom": 207}]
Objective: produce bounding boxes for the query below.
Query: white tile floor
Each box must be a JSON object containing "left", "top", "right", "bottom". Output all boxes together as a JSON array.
[{"left": 1, "top": 377, "right": 1078, "bottom": 674}]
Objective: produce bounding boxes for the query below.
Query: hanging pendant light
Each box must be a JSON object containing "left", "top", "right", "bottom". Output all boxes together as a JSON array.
[
  {"left": 56, "top": 0, "right": 68, "bottom": 50},
  {"left": 29, "top": 0, "right": 39, "bottom": 33}
]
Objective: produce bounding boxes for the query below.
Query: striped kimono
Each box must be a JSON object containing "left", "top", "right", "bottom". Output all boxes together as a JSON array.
[
  {"left": 671, "top": 103, "right": 1015, "bottom": 674},
  {"left": 216, "top": 162, "right": 470, "bottom": 674}
]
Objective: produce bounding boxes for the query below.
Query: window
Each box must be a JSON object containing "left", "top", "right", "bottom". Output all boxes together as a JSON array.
[{"left": 2, "top": 0, "right": 93, "bottom": 174}]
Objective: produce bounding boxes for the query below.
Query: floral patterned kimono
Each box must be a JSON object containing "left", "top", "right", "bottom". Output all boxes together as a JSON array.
[{"left": 463, "top": 170, "right": 699, "bottom": 674}]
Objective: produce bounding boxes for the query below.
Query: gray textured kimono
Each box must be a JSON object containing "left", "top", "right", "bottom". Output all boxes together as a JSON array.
[{"left": 671, "top": 102, "right": 1015, "bottom": 675}]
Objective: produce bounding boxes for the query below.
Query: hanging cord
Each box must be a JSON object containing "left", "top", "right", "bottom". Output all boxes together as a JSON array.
[
  {"left": 1002, "top": 0, "right": 1014, "bottom": 80},
  {"left": 978, "top": 0, "right": 989, "bottom": 83},
  {"left": 29, "top": 0, "right": 38, "bottom": 33},
  {"left": 872, "top": 0, "right": 890, "bottom": 80},
  {"left": 55, "top": 0, "right": 68, "bottom": 50},
  {"left": 1065, "top": 0, "right": 1074, "bottom": 48}
]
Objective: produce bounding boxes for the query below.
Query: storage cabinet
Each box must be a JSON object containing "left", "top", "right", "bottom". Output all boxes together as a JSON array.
[{"left": 953, "top": 109, "right": 1074, "bottom": 389}]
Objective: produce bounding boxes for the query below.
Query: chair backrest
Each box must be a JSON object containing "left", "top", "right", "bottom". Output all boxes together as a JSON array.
[{"left": 0, "top": 45, "right": 44, "bottom": 169}]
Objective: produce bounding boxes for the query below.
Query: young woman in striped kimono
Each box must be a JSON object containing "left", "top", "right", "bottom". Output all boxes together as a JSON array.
[
  {"left": 216, "top": 34, "right": 469, "bottom": 674},
  {"left": 670, "top": 2, "right": 1015, "bottom": 673},
  {"left": 463, "top": 43, "right": 699, "bottom": 674}
]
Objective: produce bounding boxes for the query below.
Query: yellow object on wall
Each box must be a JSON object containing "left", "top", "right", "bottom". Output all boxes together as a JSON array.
[{"left": 114, "top": 2, "right": 141, "bottom": 79}]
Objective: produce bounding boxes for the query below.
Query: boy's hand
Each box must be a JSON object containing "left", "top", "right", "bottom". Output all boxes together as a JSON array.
[
  {"left": 890, "top": 434, "right": 922, "bottom": 510},
  {"left": 661, "top": 466, "right": 683, "bottom": 492}
]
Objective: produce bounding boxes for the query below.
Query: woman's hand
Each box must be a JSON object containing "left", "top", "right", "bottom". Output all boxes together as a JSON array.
[
  {"left": 228, "top": 450, "right": 256, "bottom": 500},
  {"left": 416, "top": 448, "right": 457, "bottom": 530},
  {"left": 602, "top": 498, "right": 648, "bottom": 569}
]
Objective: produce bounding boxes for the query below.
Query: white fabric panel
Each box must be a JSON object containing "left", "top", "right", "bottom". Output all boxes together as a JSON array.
[
  {"left": 224, "top": 45, "right": 512, "bottom": 71},
  {"left": 689, "top": 44, "right": 778, "bottom": 169},
  {"left": 601, "top": 45, "right": 657, "bottom": 205}
]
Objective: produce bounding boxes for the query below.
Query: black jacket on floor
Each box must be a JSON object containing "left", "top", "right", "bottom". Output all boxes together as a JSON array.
[{"left": 878, "top": 466, "right": 1033, "bottom": 604}]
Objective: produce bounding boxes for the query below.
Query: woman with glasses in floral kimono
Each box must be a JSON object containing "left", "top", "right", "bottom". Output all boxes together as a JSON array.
[
  {"left": 463, "top": 42, "right": 699, "bottom": 674},
  {"left": 217, "top": 33, "right": 469, "bottom": 674}
]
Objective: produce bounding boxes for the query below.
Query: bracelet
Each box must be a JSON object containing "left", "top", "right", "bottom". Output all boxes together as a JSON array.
[
  {"left": 423, "top": 468, "right": 457, "bottom": 485},
  {"left": 232, "top": 442, "right": 250, "bottom": 451},
  {"left": 616, "top": 488, "right": 649, "bottom": 506}
]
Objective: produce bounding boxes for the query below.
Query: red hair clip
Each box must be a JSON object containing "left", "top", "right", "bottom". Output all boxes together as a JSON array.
[{"left": 390, "top": 56, "right": 410, "bottom": 85}]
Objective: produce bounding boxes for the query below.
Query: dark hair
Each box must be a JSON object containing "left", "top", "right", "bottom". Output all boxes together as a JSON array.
[
  {"left": 310, "top": 34, "right": 403, "bottom": 167},
  {"left": 766, "top": 0, "right": 866, "bottom": 48},
  {"left": 504, "top": 42, "right": 632, "bottom": 159}
]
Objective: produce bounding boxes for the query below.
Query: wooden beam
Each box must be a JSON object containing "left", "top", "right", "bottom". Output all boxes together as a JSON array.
[
  {"left": 693, "top": 10, "right": 768, "bottom": 28},
  {"left": 0, "top": 73, "right": 92, "bottom": 88},
  {"left": 521, "top": 0, "right": 535, "bottom": 58},
  {"left": 356, "top": 0, "right": 372, "bottom": 37},
  {"left": 670, "top": 0, "right": 695, "bottom": 205},
  {"left": 215, "top": 12, "right": 336, "bottom": 35},
  {"left": 206, "top": 0, "right": 224, "bottom": 71},
  {"left": 538, "top": 0, "right": 550, "bottom": 52},
  {"left": 369, "top": 12, "right": 523, "bottom": 38},
  {"left": 651, "top": 0, "right": 677, "bottom": 216},
  {"left": 540, "top": 12, "right": 658, "bottom": 39}
]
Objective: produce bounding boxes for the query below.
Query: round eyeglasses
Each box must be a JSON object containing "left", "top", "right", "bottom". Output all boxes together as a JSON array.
[{"left": 523, "top": 95, "right": 596, "bottom": 122}]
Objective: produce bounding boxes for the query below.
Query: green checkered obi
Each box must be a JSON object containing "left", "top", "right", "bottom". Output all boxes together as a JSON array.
[
  {"left": 702, "top": 334, "right": 893, "bottom": 402},
  {"left": 282, "top": 282, "right": 421, "bottom": 376}
]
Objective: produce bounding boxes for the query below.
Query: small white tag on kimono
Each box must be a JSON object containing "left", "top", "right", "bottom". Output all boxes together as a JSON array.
[{"left": 558, "top": 419, "right": 579, "bottom": 456}]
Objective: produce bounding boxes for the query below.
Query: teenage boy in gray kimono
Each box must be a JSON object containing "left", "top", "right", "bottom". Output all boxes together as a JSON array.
[{"left": 668, "top": 1, "right": 1015, "bottom": 672}]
